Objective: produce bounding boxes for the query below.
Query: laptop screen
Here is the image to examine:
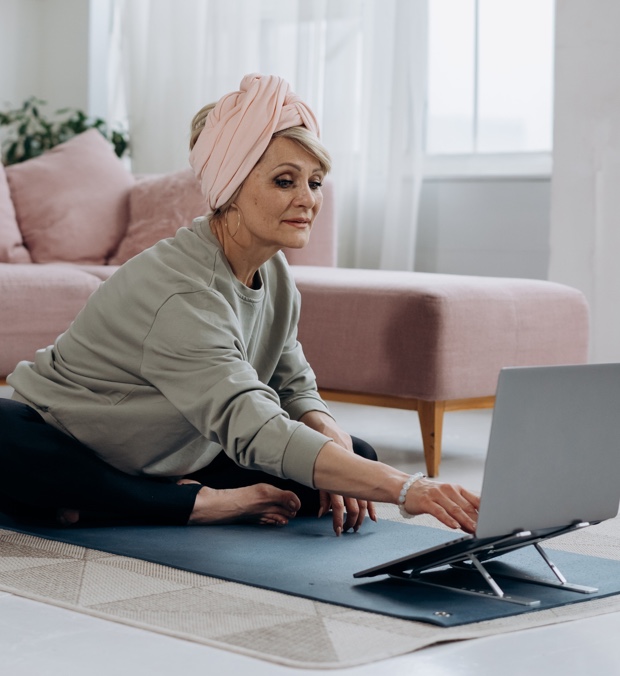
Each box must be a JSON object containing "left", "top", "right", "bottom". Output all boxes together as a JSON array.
[{"left": 475, "top": 363, "right": 620, "bottom": 539}]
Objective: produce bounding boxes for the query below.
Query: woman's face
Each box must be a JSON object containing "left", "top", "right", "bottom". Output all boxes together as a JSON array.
[{"left": 233, "top": 136, "right": 325, "bottom": 253}]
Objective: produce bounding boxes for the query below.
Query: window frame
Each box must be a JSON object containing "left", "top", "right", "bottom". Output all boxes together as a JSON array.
[{"left": 424, "top": 0, "right": 554, "bottom": 180}]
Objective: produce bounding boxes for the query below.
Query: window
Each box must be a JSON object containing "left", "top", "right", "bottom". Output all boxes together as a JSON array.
[{"left": 426, "top": 0, "right": 554, "bottom": 169}]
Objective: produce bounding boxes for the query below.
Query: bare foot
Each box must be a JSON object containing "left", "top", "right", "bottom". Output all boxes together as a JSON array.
[
  {"left": 57, "top": 508, "right": 80, "bottom": 526},
  {"left": 179, "top": 480, "right": 302, "bottom": 526}
]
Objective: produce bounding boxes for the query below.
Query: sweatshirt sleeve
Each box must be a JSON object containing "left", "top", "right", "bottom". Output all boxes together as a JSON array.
[
  {"left": 268, "top": 287, "right": 334, "bottom": 422},
  {"left": 140, "top": 290, "right": 330, "bottom": 487}
]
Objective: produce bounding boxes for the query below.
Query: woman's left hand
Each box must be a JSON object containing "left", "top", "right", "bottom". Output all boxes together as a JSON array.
[
  {"left": 299, "top": 410, "right": 377, "bottom": 535},
  {"left": 315, "top": 416, "right": 377, "bottom": 535},
  {"left": 318, "top": 490, "right": 377, "bottom": 535}
]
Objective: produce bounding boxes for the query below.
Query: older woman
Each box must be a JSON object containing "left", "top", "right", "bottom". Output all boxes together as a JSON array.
[{"left": 0, "top": 74, "right": 479, "bottom": 535}]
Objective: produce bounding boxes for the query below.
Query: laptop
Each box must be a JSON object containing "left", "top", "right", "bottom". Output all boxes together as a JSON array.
[{"left": 354, "top": 364, "right": 620, "bottom": 603}]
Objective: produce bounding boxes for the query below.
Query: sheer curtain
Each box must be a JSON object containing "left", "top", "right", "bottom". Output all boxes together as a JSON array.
[{"left": 109, "top": 0, "right": 427, "bottom": 270}]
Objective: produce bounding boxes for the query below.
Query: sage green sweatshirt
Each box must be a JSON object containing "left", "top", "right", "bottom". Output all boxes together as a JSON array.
[{"left": 9, "top": 217, "right": 332, "bottom": 485}]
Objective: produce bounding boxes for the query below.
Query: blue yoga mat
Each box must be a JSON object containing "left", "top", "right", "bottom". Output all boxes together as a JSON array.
[{"left": 0, "top": 511, "right": 618, "bottom": 627}]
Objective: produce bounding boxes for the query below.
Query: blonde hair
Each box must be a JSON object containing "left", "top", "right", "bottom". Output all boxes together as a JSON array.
[
  {"left": 272, "top": 126, "right": 332, "bottom": 175},
  {"left": 189, "top": 103, "right": 332, "bottom": 215},
  {"left": 189, "top": 102, "right": 216, "bottom": 152}
]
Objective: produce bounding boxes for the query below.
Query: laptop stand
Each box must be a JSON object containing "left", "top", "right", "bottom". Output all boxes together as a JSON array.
[{"left": 389, "top": 522, "right": 598, "bottom": 606}]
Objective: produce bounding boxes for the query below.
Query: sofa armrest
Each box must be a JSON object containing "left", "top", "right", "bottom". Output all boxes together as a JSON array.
[{"left": 283, "top": 180, "right": 336, "bottom": 267}]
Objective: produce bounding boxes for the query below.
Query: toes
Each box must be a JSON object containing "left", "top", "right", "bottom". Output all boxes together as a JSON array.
[
  {"left": 259, "top": 514, "right": 289, "bottom": 526},
  {"left": 57, "top": 508, "right": 80, "bottom": 526},
  {"left": 281, "top": 490, "right": 301, "bottom": 512},
  {"left": 188, "top": 483, "right": 301, "bottom": 526},
  {"left": 253, "top": 484, "right": 300, "bottom": 515}
]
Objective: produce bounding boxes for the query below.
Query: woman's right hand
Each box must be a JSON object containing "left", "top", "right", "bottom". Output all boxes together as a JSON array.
[
  {"left": 312, "top": 441, "right": 480, "bottom": 534},
  {"left": 404, "top": 479, "right": 480, "bottom": 533}
]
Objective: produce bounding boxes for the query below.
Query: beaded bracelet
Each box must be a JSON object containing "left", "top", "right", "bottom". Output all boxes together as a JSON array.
[{"left": 397, "top": 472, "right": 425, "bottom": 518}]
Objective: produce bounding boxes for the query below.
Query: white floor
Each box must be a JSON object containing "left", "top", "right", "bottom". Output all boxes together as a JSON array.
[{"left": 1, "top": 385, "right": 620, "bottom": 675}]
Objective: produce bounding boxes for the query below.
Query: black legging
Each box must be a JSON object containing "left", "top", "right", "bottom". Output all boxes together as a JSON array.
[{"left": 0, "top": 399, "right": 376, "bottom": 525}]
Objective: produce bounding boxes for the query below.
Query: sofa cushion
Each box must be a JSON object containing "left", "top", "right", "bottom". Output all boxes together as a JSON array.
[
  {"left": 5, "top": 130, "right": 134, "bottom": 264},
  {"left": 292, "top": 267, "right": 589, "bottom": 401},
  {"left": 109, "top": 169, "right": 207, "bottom": 264},
  {"left": 0, "top": 263, "right": 103, "bottom": 377},
  {"left": 0, "top": 163, "right": 31, "bottom": 263}
]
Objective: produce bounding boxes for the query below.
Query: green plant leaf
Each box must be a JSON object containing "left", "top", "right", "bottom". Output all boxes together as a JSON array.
[{"left": 1, "top": 97, "right": 130, "bottom": 165}]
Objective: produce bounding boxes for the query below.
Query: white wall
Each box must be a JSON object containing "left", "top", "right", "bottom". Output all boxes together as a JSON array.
[
  {"left": 416, "top": 177, "right": 551, "bottom": 280},
  {"left": 549, "top": 0, "right": 620, "bottom": 362},
  {"left": 38, "top": 0, "right": 90, "bottom": 113},
  {"left": 0, "top": 0, "right": 42, "bottom": 108},
  {"left": 0, "top": 0, "right": 90, "bottom": 114}
]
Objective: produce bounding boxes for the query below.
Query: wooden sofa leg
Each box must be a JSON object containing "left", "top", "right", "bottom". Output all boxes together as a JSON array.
[
  {"left": 318, "top": 389, "right": 448, "bottom": 477},
  {"left": 318, "top": 389, "right": 495, "bottom": 477},
  {"left": 417, "top": 400, "right": 445, "bottom": 478}
]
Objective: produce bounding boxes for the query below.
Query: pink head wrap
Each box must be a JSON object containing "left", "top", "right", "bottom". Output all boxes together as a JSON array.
[{"left": 189, "top": 73, "right": 321, "bottom": 214}]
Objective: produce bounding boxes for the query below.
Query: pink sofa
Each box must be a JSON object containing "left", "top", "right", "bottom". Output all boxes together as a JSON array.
[
  {"left": 0, "top": 130, "right": 338, "bottom": 375},
  {"left": 0, "top": 131, "right": 589, "bottom": 475}
]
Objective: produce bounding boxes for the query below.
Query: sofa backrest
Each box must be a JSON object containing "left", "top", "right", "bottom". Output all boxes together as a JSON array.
[
  {"left": 110, "top": 169, "right": 337, "bottom": 267},
  {"left": 0, "top": 131, "right": 337, "bottom": 268},
  {"left": 0, "top": 162, "right": 32, "bottom": 263}
]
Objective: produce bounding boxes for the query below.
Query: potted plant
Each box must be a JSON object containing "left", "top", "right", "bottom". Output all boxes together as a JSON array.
[{"left": 0, "top": 96, "right": 129, "bottom": 166}]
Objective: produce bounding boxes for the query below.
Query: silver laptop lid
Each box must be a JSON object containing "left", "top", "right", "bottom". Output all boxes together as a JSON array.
[{"left": 476, "top": 363, "right": 620, "bottom": 539}]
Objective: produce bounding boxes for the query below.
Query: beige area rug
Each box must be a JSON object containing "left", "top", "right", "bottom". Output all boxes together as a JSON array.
[{"left": 1, "top": 506, "right": 620, "bottom": 669}]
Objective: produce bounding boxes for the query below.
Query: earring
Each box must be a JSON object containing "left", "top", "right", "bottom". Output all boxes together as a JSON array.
[{"left": 225, "top": 205, "right": 241, "bottom": 239}]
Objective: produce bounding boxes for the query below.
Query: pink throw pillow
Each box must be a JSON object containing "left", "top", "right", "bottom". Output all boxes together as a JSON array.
[
  {"left": 5, "top": 130, "right": 134, "bottom": 264},
  {"left": 109, "top": 169, "right": 207, "bottom": 265},
  {"left": 0, "top": 163, "right": 31, "bottom": 263}
]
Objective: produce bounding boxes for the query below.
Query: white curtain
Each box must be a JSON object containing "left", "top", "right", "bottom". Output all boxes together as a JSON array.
[
  {"left": 549, "top": 0, "right": 620, "bottom": 362},
  {"left": 109, "top": 0, "right": 427, "bottom": 270}
]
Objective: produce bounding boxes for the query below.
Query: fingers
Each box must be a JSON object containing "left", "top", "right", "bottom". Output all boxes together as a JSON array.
[
  {"left": 328, "top": 495, "right": 371, "bottom": 535},
  {"left": 318, "top": 490, "right": 331, "bottom": 519},
  {"left": 406, "top": 480, "right": 479, "bottom": 533},
  {"left": 367, "top": 501, "right": 378, "bottom": 523},
  {"left": 320, "top": 491, "right": 374, "bottom": 535},
  {"left": 330, "top": 494, "right": 346, "bottom": 536},
  {"left": 342, "top": 497, "right": 367, "bottom": 533},
  {"left": 460, "top": 486, "right": 481, "bottom": 510}
]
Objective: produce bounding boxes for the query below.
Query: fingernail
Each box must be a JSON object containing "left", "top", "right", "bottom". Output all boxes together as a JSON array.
[
  {"left": 336, "top": 527, "right": 342, "bottom": 537},
  {"left": 288, "top": 500, "right": 297, "bottom": 510},
  {"left": 317, "top": 507, "right": 325, "bottom": 519}
]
